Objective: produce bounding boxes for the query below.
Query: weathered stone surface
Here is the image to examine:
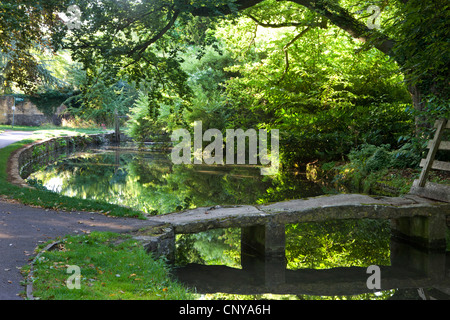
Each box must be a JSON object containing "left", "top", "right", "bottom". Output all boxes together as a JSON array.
[
  {"left": 0, "top": 96, "right": 72, "bottom": 126},
  {"left": 241, "top": 223, "right": 286, "bottom": 260},
  {"left": 410, "top": 179, "right": 450, "bottom": 203},
  {"left": 130, "top": 224, "right": 175, "bottom": 261},
  {"left": 258, "top": 194, "right": 450, "bottom": 224},
  {"left": 8, "top": 132, "right": 115, "bottom": 187},
  {"left": 148, "top": 205, "right": 270, "bottom": 234},
  {"left": 391, "top": 214, "right": 448, "bottom": 249},
  {"left": 146, "top": 194, "right": 450, "bottom": 237}
]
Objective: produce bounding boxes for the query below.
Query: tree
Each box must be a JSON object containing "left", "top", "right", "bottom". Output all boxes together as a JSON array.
[
  {"left": 215, "top": 15, "right": 413, "bottom": 164},
  {"left": 65, "top": 0, "right": 190, "bottom": 95},
  {"left": 63, "top": 0, "right": 447, "bottom": 134},
  {"left": 3, "top": 0, "right": 446, "bottom": 130},
  {"left": 191, "top": 0, "right": 449, "bottom": 120},
  {"left": 0, "top": 0, "right": 70, "bottom": 93}
]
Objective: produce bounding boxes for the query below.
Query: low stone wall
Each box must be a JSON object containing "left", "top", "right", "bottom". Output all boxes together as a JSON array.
[
  {"left": 8, "top": 132, "right": 115, "bottom": 188},
  {"left": 0, "top": 96, "right": 67, "bottom": 126}
]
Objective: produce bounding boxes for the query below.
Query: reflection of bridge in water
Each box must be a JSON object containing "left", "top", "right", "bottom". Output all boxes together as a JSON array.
[
  {"left": 141, "top": 193, "right": 450, "bottom": 299},
  {"left": 173, "top": 238, "right": 450, "bottom": 299}
]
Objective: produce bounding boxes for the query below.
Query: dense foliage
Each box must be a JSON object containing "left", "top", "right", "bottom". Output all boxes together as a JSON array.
[
  {"left": 0, "top": 0, "right": 70, "bottom": 93},
  {"left": 1, "top": 0, "right": 448, "bottom": 169},
  {"left": 3, "top": 1, "right": 448, "bottom": 302}
]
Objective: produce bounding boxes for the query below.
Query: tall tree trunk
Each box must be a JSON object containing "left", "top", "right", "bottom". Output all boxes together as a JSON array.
[
  {"left": 408, "top": 85, "right": 425, "bottom": 134},
  {"left": 407, "top": 83, "right": 438, "bottom": 142}
]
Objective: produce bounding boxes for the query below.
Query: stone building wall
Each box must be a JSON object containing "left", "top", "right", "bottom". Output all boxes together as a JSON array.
[{"left": 0, "top": 96, "right": 66, "bottom": 126}]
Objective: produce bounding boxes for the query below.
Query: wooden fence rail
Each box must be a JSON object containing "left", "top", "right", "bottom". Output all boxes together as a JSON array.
[{"left": 410, "top": 119, "right": 450, "bottom": 202}]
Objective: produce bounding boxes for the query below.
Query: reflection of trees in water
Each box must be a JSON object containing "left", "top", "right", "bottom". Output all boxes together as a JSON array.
[
  {"left": 285, "top": 219, "right": 391, "bottom": 270},
  {"left": 32, "top": 152, "right": 136, "bottom": 204},
  {"left": 176, "top": 220, "right": 390, "bottom": 270},
  {"left": 125, "top": 160, "right": 278, "bottom": 214},
  {"left": 32, "top": 150, "right": 324, "bottom": 214},
  {"left": 176, "top": 220, "right": 392, "bottom": 300},
  {"left": 176, "top": 228, "right": 241, "bottom": 268}
]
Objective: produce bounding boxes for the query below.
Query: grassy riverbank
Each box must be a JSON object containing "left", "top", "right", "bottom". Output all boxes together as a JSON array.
[
  {"left": 320, "top": 164, "right": 449, "bottom": 197},
  {"left": 315, "top": 143, "right": 450, "bottom": 197},
  {"left": 0, "top": 127, "right": 144, "bottom": 218},
  {"left": 23, "top": 232, "right": 192, "bottom": 300},
  {"left": 1, "top": 127, "right": 191, "bottom": 300}
]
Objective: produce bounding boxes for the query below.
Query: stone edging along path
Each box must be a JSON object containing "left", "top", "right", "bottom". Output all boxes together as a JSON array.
[
  {"left": 7, "top": 132, "right": 116, "bottom": 188},
  {"left": 26, "top": 240, "right": 61, "bottom": 300}
]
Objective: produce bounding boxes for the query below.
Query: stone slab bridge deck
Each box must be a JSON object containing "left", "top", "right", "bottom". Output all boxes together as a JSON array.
[
  {"left": 139, "top": 193, "right": 450, "bottom": 261},
  {"left": 138, "top": 193, "right": 450, "bottom": 297}
]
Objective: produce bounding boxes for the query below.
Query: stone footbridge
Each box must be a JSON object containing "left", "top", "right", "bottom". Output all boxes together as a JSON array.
[
  {"left": 139, "top": 193, "right": 450, "bottom": 259},
  {"left": 138, "top": 193, "right": 450, "bottom": 298}
]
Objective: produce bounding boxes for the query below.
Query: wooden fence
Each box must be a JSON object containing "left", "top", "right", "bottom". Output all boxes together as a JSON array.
[{"left": 410, "top": 119, "right": 450, "bottom": 202}]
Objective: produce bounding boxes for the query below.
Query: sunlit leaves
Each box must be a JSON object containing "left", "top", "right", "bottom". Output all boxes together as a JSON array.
[
  {"left": 0, "top": 0, "right": 70, "bottom": 93},
  {"left": 215, "top": 13, "right": 411, "bottom": 164},
  {"left": 387, "top": 0, "right": 449, "bottom": 100}
]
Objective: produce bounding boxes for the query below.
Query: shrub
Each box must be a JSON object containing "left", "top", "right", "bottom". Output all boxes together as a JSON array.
[
  {"left": 328, "top": 143, "right": 422, "bottom": 194},
  {"left": 365, "top": 146, "right": 392, "bottom": 172}
]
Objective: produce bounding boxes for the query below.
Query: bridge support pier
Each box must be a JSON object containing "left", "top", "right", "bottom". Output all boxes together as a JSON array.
[
  {"left": 390, "top": 237, "right": 446, "bottom": 280},
  {"left": 390, "top": 214, "right": 447, "bottom": 250},
  {"left": 241, "top": 223, "right": 286, "bottom": 286},
  {"left": 241, "top": 223, "right": 286, "bottom": 259}
]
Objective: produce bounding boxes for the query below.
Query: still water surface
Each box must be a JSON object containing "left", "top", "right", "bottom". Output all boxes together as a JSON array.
[
  {"left": 28, "top": 143, "right": 450, "bottom": 300},
  {"left": 29, "top": 143, "right": 322, "bottom": 214}
]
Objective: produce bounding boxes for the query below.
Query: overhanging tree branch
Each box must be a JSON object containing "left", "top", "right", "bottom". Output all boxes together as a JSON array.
[
  {"left": 288, "top": 0, "right": 395, "bottom": 57},
  {"left": 190, "top": 0, "right": 265, "bottom": 16},
  {"left": 247, "top": 13, "right": 310, "bottom": 28},
  {"left": 192, "top": 0, "right": 395, "bottom": 58},
  {"left": 127, "top": 9, "right": 180, "bottom": 59},
  {"left": 278, "top": 26, "right": 312, "bottom": 83}
]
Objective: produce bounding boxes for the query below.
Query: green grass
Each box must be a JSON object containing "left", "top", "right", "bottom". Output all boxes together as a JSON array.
[
  {"left": 25, "top": 232, "right": 193, "bottom": 300},
  {"left": 0, "top": 124, "right": 44, "bottom": 131},
  {"left": 0, "top": 124, "right": 110, "bottom": 134},
  {"left": 1, "top": 127, "right": 192, "bottom": 300},
  {"left": 0, "top": 128, "right": 144, "bottom": 218}
]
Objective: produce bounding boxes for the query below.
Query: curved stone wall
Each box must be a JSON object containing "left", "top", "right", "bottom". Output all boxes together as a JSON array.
[{"left": 8, "top": 132, "right": 115, "bottom": 188}]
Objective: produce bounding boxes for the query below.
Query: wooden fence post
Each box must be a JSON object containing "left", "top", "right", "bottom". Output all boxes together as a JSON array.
[
  {"left": 410, "top": 118, "right": 450, "bottom": 202},
  {"left": 417, "top": 119, "right": 447, "bottom": 187}
]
